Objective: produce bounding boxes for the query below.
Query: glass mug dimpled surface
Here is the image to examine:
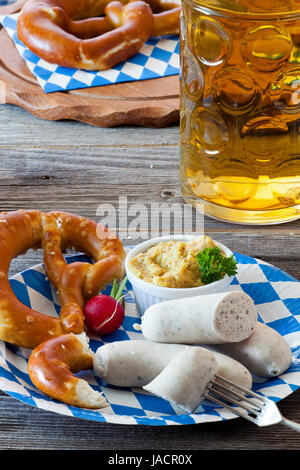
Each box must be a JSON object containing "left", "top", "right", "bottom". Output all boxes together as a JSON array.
[{"left": 180, "top": 0, "right": 300, "bottom": 224}]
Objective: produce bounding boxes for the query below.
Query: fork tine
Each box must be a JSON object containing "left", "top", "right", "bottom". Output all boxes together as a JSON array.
[
  {"left": 204, "top": 392, "right": 258, "bottom": 423},
  {"left": 205, "top": 376, "right": 300, "bottom": 431},
  {"left": 214, "top": 374, "right": 266, "bottom": 403},
  {"left": 207, "top": 380, "right": 263, "bottom": 410},
  {"left": 206, "top": 384, "right": 261, "bottom": 416}
]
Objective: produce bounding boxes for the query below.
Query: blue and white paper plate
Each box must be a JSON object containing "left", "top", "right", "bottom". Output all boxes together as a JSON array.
[{"left": 0, "top": 251, "right": 300, "bottom": 426}]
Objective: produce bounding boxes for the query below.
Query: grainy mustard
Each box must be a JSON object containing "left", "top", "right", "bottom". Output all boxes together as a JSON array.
[{"left": 129, "top": 235, "right": 217, "bottom": 288}]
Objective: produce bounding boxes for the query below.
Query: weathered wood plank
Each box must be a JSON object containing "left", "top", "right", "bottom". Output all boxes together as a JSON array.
[
  {"left": 1, "top": 185, "right": 300, "bottom": 236},
  {"left": 1, "top": 97, "right": 300, "bottom": 450},
  {"left": 1, "top": 107, "right": 300, "bottom": 234},
  {"left": 0, "top": 392, "right": 299, "bottom": 450},
  {"left": 0, "top": 105, "right": 179, "bottom": 146}
]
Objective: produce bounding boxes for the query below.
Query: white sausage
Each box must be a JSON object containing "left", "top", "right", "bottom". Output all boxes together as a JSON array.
[
  {"left": 140, "top": 292, "right": 257, "bottom": 344},
  {"left": 213, "top": 322, "right": 292, "bottom": 377},
  {"left": 93, "top": 340, "right": 252, "bottom": 389},
  {"left": 94, "top": 340, "right": 182, "bottom": 387},
  {"left": 212, "top": 350, "right": 253, "bottom": 388},
  {"left": 143, "top": 347, "right": 218, "bottom": 413}
]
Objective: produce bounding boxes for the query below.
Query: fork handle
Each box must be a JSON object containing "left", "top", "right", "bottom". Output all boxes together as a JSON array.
[{"left": 280, "top": 416, "right": 300, "bottom": 433}]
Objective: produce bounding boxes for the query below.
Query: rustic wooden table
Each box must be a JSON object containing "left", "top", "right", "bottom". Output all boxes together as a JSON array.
[{"left": 0, "top": 102, "right": 300, "bottom": 451}]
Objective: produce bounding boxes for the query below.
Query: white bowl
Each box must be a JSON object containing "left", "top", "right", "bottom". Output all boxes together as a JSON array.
[{"left": 125, "top": 235, "right": 235, "bottom": 316}]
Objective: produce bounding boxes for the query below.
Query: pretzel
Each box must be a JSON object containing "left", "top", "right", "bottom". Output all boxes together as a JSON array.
[
  {"left": 151, "top": 7, "right": 180, "bottom": 36},
  {"left": 0, "top": 210, "right": 125, "bottom": 348},
  {"left": 145, "top": 0, "right": 181, "bottom": 36},
  {"left": 106, "top": 0, "right": 181, "bottom": 37},
  {"left": 17, "top": 0, "right": 154, "bottom": 70},
  {"left": 28, "top": 333, "right": 108, "bottom": 409}
]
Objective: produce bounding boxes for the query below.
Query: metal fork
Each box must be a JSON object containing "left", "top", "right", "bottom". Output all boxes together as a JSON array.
[{"left": 204, "top": 374, "right": 300, "bottom": 432}]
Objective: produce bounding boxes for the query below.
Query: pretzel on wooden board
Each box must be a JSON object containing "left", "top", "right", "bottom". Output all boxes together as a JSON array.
[
  {"left": 0, "top": 209, "right": 125, "bottom": 349},
  {"left": 17, "top": 0, "right": 154, "bottom": 70},
  {"left": 28, "top": 333, "right": 108, "bottom": 409}
]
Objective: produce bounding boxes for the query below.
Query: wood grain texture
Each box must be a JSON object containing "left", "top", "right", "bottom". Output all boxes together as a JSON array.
[
  {"left": 0, "top": 394, "right": 299, "bottom": 450},
  {"left": 1, "top": 84, "right": 300, "bottom": 451},
  {"left": 0, "top": 5, "right": 180, "bottom": 128}
]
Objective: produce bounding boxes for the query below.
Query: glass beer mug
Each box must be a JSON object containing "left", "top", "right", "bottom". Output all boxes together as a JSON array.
[{"left": 180, "top": 0, "right": 300, "bottom": 224}]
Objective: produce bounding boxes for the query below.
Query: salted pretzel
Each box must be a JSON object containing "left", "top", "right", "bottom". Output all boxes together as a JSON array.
[
  {"left": 17, "top": 0, "right": 154, "bottom": 70},
  {"left": 0, "top": 210, "right": 125, "bottom": 349},
  {"left": 106, "top": 0, "right": 181, "bottom": 37},
  {"left": 28, "top": 333, "right": 108, "bottom": 409}
]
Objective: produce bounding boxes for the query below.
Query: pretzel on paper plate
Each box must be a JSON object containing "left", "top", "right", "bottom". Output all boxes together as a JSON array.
[
  {"left": 0, "top": 210, "right": 125, "bottom": 349},
  {"left": 28, "top": 333, "right": 108, "bottom": 409},
  {"left": 17, "top": 0, "right": 154, "bottom": 70}
]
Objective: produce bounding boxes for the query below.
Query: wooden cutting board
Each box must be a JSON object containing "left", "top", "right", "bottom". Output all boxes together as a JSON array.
[{"left": 0, "top": 0, "right": 180, "bottom": 127}]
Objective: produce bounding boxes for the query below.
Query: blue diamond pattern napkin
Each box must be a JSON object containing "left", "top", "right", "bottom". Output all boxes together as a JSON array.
[
  {"left": 0, "top": 250, "right": 300, "bottom": 426},
  {"left": 0, "top": 13, "right": 180, "bottom": 93}
]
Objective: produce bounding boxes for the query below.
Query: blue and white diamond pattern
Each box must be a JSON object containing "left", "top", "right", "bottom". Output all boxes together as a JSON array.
[
  {"left": 0, "top": 251, "right": 300, "bottom": 425},
  {"left": 0, "top": 13, "right": 180, "bottom": 94}
]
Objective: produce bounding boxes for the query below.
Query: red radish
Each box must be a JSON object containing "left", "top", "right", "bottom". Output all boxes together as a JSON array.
[{"left": 83, "top": 277, "right": 127, "bottom": 336}]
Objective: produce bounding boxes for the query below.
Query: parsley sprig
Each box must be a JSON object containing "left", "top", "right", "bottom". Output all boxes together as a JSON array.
[{"left": 196, "top": 246, "right": 237, "bottom": 285}]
